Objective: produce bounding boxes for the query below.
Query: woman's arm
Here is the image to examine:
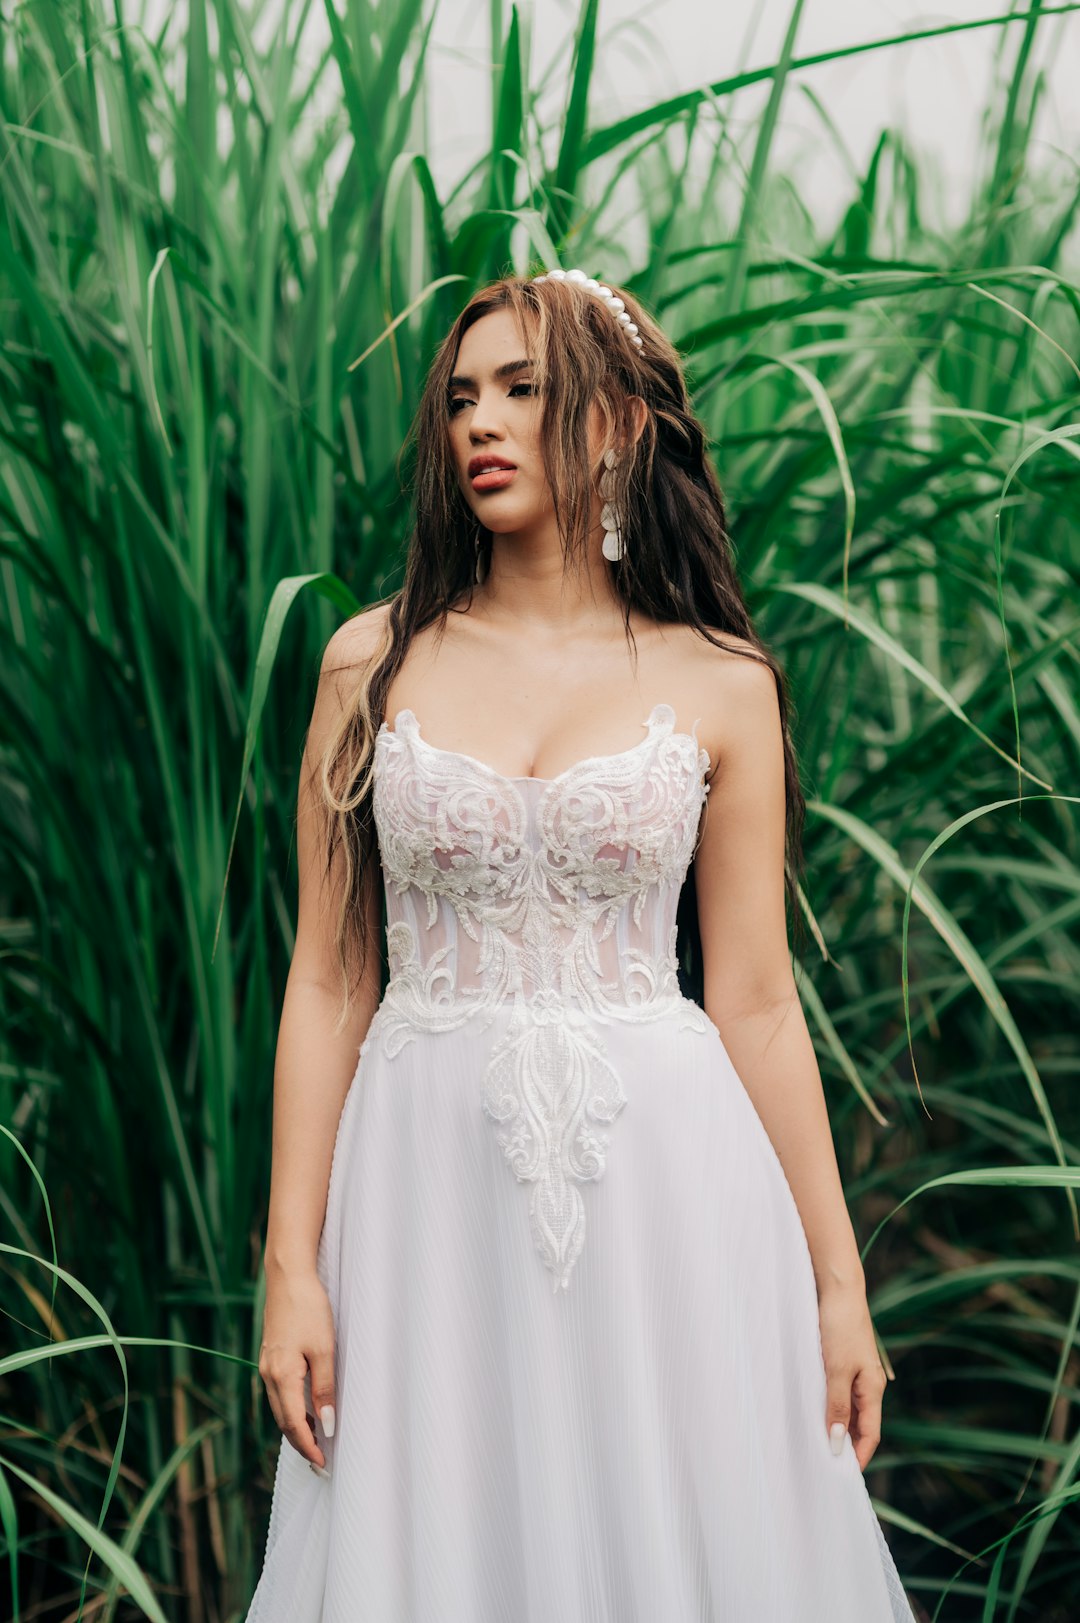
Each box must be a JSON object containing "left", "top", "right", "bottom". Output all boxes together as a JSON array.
[
  {"left": 258, "top": 611, "right": 386, "bottom": 1471},
  {"left": 693, "top": 650, "right": 889, "bottom": 1470}
]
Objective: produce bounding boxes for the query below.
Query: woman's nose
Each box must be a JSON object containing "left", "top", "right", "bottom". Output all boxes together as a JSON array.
[{"left": 468, "top": 390, "right": 509, "bottom": 439}]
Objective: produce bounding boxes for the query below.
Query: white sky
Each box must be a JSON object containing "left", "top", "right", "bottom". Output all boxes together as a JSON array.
[
  {"left": 422, "top": 1, "right": 1079, "bottom": 231},
  {"left": 138, "top": 0, "right": 1079, "bottom": 239}
]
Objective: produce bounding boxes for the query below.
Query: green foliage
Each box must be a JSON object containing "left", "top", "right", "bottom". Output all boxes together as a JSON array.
[{"left": 1, "top": 0, "right": 1078, "bottom": 1617}]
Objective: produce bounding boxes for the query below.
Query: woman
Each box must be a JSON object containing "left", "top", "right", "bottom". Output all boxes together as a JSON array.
[{"left": 247, "top": 270, "right": 919, "bottom": 1621}]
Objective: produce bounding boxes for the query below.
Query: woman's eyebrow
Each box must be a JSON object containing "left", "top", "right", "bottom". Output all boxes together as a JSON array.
[{"left": 448, "top": 358, "right": 534, "bottom": 390}]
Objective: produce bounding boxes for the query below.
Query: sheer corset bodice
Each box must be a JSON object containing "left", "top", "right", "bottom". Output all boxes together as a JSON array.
[
  {"left": 373, "top": 700, "right": 711, "bottom": 1022},
  {"left": 366, "top": 700, "right": 714, "bottom": 1291}
]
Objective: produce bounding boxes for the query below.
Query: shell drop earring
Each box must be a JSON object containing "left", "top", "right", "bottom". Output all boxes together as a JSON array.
[{"left": 599, "top": 447, "right": 625, "bottom": 561}]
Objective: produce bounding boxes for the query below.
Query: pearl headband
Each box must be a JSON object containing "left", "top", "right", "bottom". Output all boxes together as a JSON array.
[{"left": 532, "top": 267, "right": 643, "bottom": 350}]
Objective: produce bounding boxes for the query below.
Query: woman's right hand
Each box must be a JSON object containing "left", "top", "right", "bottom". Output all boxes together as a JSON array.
[{"left": 258, "top": 1266, "right": 336, "bottom": 1471}]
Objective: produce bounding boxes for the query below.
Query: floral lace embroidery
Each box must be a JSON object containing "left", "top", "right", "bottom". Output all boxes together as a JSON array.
[{"left": 367, "top": 702, "right": 712, "bottom": 1293}]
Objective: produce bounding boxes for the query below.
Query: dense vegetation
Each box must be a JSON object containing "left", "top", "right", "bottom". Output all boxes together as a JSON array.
[{"left": 1, "top": 1, "right": 1078, "bottom": 1616}]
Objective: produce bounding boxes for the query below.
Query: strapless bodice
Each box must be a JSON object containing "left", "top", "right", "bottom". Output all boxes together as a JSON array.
[
  {"left": 364, "top": 700, "right": 713, "bottom": 1290},
  {"left": 371, "top": 701, "right": 710, "bottom": 1021}
]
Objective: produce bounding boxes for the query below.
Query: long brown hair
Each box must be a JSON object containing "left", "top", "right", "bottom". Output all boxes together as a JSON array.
[{"left": 313, "top": 272, "right": 807, "bottom": 1031}]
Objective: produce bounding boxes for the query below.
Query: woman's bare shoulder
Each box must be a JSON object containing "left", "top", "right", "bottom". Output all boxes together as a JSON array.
[
  {"left": 693, "top": 626, "right": 765, "bottom": 660},
  {"left": 300, "top": 603, "right": 395, "bottom": 752},
  {"left": 703, "top": 631, "right": 778, "bottom": 717},
  {"left": 320, "top": 601, "right": 395, "bottom": 681},
  {"left": 676, "top": 626, "right": 779, "bottom": 767},
  {"left": 678, "top": 625, "right": 774, "bottom": 690}
]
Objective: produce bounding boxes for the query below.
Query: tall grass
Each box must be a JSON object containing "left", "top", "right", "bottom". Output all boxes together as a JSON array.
[{"left": 1, "top": 0, "right": 1078, "bottom": 1617}]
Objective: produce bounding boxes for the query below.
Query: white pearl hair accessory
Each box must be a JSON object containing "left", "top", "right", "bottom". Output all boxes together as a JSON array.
[{"left": 532, "top": 267, "right": 644, "bottom": 350}]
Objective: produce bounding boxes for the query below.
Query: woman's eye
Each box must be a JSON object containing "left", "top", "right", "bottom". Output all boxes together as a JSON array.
[{"left": 448, "top": 382, "right": 535, "bottom": 416}]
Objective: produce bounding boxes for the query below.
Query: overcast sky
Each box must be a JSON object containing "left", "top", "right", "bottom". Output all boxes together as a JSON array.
[
  {"left": 421, "top": 1, "right": 1079, "bottom": 229},
  {"left": 143, "top": 0, "right": 1078, "bottom": 237}
]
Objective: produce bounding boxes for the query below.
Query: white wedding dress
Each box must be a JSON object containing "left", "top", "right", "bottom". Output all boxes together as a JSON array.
[{"left": 246, "top": 701, "right": 917, "bottom": 1622}]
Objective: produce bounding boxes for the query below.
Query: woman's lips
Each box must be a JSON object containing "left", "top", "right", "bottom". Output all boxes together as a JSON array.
[{"left": 471, "top": 466, "right": 517, "bottom": 491}]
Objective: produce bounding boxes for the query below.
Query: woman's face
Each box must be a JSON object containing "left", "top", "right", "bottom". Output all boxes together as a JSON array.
[{"left": 447, "top": 306, "right": 604, "bottom": 536}]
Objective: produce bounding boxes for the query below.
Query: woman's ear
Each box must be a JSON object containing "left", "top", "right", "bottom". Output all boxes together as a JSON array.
[{"left": 628, "top": 394, "right": 648, "bottom": 445}]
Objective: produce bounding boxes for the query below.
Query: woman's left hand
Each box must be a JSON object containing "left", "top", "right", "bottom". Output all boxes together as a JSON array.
[{"left": 817, "top": 1282, "right": 890, "bottom": 1471}]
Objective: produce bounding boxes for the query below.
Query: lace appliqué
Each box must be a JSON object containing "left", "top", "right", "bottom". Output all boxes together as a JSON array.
[{"left": 370, "top": 702, "right": 712, "bottom": 1293}]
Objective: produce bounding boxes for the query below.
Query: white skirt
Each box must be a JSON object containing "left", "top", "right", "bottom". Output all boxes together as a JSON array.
[{"left": 246, "top": 1005, "right": 917, "bottom": 1622}]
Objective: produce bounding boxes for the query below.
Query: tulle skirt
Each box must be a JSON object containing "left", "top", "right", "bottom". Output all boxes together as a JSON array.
[{"left": 246, "top": 1005, "right": 916, "bottom": 1622}]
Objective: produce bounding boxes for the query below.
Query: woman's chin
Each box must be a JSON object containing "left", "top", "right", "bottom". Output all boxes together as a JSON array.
[{"left": 472, "top": 508, "right": 536, "bottom": 535}]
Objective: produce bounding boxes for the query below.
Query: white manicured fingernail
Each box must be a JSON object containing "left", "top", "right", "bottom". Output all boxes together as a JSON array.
[
  {"left": 309, "top": 1462, "right": 331, "bottom": 1480},
  {"left": 319, "top": 1404, "right": 336, "bottom": 1438},
  {"left": 830, "top": 1422, "right": 846, "bottom": 1455}
]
